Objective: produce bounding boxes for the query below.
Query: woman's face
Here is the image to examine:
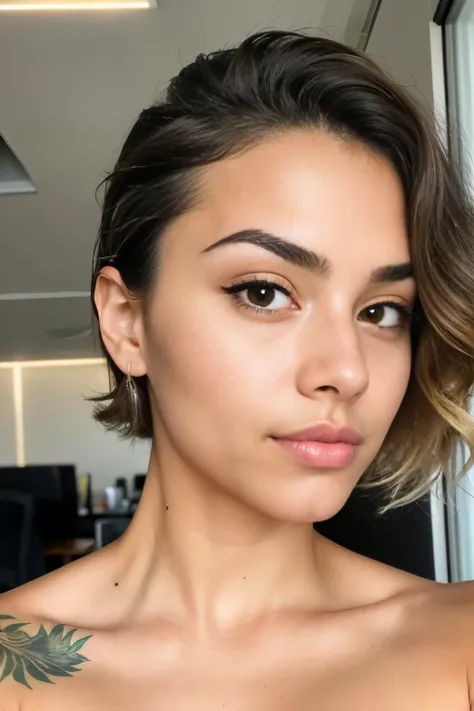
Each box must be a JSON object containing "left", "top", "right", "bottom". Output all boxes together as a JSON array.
[{"left": 142, "top": 130, "right": 416, "bottom": 522}]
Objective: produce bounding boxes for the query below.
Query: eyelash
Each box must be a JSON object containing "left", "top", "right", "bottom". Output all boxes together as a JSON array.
[{"left": 221, "top": 278, "right": 414, "bottom": 330}]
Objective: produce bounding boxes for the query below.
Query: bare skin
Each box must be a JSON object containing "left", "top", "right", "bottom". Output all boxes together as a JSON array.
[{"left": 1, "top": 130, "right": 473, "bottom": 710}]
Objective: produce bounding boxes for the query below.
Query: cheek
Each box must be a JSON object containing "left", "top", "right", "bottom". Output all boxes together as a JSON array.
[
  {"left": 144, "top": 298, "right": 274, "bottom": 451},
  {"left": 368, "top": 341, "right": 412, "bottom": 434}
]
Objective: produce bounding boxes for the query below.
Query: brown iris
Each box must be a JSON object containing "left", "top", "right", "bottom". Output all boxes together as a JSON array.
[
  {"left": 362, "top": 304, "right": 386, "bottom": 324},
  {"left": 247, "top": 284, "right": 276, "bottom": 308}
]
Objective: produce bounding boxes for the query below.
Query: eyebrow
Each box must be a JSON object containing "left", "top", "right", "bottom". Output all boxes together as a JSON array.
[{"left": 202, "top": 228, "right": 414, "bottom": 284}]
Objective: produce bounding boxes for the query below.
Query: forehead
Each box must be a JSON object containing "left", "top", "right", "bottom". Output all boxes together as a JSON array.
[{"left": 166, "top": 130, "right": 410, "bottom": 267}]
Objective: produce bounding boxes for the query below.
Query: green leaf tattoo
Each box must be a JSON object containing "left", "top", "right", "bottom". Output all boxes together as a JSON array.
[{"left": 0, "top": 614, "right": 92, "bottom": 689}]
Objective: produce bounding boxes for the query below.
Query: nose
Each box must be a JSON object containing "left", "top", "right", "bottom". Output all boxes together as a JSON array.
[{"left": 295, "top": 315, "right": 369, "bottom": 402}]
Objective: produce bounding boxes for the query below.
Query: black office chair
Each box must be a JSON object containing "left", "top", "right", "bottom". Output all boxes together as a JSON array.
[
  {"left": 0, "top": 465, "right": 78, "bottom": 542},
  {"left": 0, "top": 491, "right": 46, "bottom": 593}
]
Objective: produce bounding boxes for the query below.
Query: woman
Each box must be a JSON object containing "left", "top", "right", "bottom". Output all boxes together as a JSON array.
[{"left": 2, "top": 29, "right": 474, "bottom": 710}]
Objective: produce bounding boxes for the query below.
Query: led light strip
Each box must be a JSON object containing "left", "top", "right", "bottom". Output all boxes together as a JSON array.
[
  {"left": 20, "top": 357, "right": 105, "bottom": 368},
  {"left": 0, "top": 358, "right": 105, "bottom": 369},
  {"left": 12, "top": 365, "right": 25, "bottom": 467},
  {"left": 0, "top": 1, "right": 149, "bottom": 8},
  {"left": 0, "top": 292, "right": 89, "bottom": 301}
]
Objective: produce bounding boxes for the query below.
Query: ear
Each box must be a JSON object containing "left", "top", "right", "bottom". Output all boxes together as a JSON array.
[{"left": 93, "top": 266, "right": 147, "bottom": 377}]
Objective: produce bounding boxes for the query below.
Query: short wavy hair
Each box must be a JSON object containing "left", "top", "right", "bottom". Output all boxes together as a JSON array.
[{"left": 90, "top": 30, "right": 474, "bottom": 514}]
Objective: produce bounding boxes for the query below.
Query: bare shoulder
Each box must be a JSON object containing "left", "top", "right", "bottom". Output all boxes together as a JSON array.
[
  {"left": 401, "top": 577, "right": 474, "bottom": 630},
  {"left": 0, "top": 542, "right": 120, "bottom": 625},
  {"left": 0, "top": 590, "right": 95, "bottom": 710},
  {"left": 432, "top": 581, "right": 474, "bottom": 703},
  {"left": 327, "top": 548, "right": 474, "bottom": 706},
  {"left": 419, "top": 578, "right": 474, "bottom": 645},
  {"left": 0, "top": 553, "right": 113, "bottom": 707},
  {"left": 324, "top": 537, "right": 474, "bottom": 654},
  {"left": 388, "top": 576, "right": 474, "bottom": 674}
]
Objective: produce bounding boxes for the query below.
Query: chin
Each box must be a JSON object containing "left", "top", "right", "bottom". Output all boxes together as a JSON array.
[{"left": 250, "top": 478, "right": 355, "bottom": 525}]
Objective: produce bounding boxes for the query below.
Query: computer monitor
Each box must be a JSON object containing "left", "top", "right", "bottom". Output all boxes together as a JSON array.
[{"left": 0, "top": 465, "right": 78, "bottom": 541}]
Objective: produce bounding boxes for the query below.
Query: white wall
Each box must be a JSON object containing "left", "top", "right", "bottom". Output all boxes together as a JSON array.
[
  {"left": 319, "top": 0, "right": 374, "bottom": 43},
  {"left": 1, "top": 361, "right": 151, "bottom": 492},
  {"left": 367, "top": 0, "right": 437, "bottom": 107}
]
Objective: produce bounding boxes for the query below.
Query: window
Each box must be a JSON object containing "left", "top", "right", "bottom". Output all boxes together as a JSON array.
[
  {"left": 434, "top": 0, "right": 474, "bottom": 582},
  {"left": 444, "top": 0, "right": 474, "bottom": 196}
]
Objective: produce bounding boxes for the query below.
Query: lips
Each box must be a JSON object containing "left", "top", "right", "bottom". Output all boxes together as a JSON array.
[
  {"left": 275, "top": 423, "right": 363, "bottom": 446},
  {"left": 272, "top": 423, "right": 363, "bottom": 469}
]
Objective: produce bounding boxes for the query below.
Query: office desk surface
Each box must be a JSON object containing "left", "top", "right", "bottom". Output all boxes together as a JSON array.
[{"left": 46, "top": 538, "right": 95, "bottom": 565}]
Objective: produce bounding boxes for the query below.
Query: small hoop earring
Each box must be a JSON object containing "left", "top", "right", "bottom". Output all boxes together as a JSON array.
[{"left": 126, "top": 362, "right": 139, "bottom": 433}]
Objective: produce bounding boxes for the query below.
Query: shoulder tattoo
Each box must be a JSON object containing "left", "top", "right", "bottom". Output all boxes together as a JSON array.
[{"left": 0, "top": 614, "right": 92, "bottom": 689}]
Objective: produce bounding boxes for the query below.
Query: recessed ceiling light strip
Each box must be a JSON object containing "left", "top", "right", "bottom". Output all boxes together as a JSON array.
[
  {"left": 0, "top": 1, "right": 150, "bottom": 9},
  {"left": 0, "top": 292, "right": 89, "bottom": 301}
]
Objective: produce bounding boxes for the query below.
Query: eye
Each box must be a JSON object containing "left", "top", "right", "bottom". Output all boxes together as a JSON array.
[
  {"left": 360, "top": 302, "right": 413, "bottom": 330},
  {"left": 222, "top": 279, "right": 294, "bottom": 315}
]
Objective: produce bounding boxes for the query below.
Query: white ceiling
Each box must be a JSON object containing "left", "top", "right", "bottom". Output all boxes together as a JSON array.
[{"left": 0, "top": 0, "right": 375, "bottom": 361}]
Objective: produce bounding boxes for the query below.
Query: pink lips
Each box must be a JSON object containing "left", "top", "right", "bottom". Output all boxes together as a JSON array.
[{"left": 273, "top": 423, "right": 362, "bottom": 469}]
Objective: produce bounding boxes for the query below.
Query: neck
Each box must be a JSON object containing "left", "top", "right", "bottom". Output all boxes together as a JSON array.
[{"left": 115, "top": 444, "right": 336, "bottom": 636}]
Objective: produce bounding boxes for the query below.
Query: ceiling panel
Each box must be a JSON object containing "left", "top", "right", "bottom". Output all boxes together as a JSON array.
[{"left": 0, "top": 296, "right": 99, "bottom": 360}]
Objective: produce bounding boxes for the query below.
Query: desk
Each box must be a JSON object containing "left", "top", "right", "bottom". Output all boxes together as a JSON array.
[{"left": 46, "top": 538, "right": 95, "bottom": 566}]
